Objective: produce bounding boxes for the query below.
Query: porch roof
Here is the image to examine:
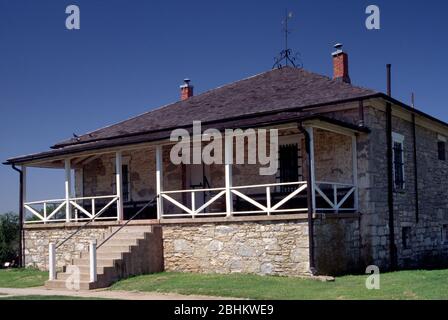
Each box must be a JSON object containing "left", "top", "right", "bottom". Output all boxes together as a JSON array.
[{"left": 4, "top": 114, "right": 369, "bottom": 166}]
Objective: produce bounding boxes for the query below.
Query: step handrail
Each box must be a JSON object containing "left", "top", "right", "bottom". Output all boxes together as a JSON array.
[
  {"left": 55, "top": 202, "right": 114, "bottom": 249},
  {"left": 96, "top": 196, "right": 157, "bottom": 250}
]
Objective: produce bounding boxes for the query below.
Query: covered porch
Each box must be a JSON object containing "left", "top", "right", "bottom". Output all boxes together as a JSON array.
[{"left": 18, "top": 120, "right": 361, "bottom": 224}]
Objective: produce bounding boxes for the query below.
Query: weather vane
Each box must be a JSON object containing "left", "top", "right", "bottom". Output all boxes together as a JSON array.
[{"left": 273, "top": 10, "right": 302, "bottom": 69}]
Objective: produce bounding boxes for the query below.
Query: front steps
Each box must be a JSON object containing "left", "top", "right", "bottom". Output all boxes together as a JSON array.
[{"left": 45, "top": 225, "right": 163, "bottom": 290}]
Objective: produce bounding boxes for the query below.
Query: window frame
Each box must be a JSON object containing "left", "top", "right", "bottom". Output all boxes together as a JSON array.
[
  {"left": 402, "top": 226, "right": 412, "bottom": 249},
  {"left": 437, "top": 135, "right": 446, "bottom": 161},
  {"left": 111, "top": 156, "right": 132, "bottom": 202},
  {"left": 121, "top": 164, "right": 131, "bottom": 202},
  {"left": 442, "top": 225, "right": 448, "bottom": 245},
  {"left": 392, "top": 132, "right": 405, "bottom": 191},
  {"left": 276, "top": 135, "right": 303, "bottom": 193}
]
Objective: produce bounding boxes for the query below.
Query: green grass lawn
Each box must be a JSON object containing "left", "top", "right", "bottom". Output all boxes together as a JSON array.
[
  {"left": 2, "top": 268, "right": 447, "bottom": 300},
  {"left": 111, "top": 269, "right": 448, "bottom": 300},
  {"left": 0, "top": 268, "right": 47, "bottom": 288}
]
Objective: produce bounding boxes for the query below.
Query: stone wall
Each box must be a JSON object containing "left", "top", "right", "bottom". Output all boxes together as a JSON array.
[
  {"left": 163, "top": 219, "right": 311, "bottom": 276},
  {"left": 314, "top": 128, "right": 353, "bottom": 184},
  {"left": 24, "top": 224, "right": 111, "bottom": 270},
  {"left": 360, "top": 104, "right": 448, "bottom": 270},
  {"left": 314, "top": 216, "right": 362, "bottom": 275}
]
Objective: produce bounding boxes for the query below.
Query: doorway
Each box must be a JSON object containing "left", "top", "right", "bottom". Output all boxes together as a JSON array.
[{"left": 185, "top": 163, "right": 211, "bottom": 210}]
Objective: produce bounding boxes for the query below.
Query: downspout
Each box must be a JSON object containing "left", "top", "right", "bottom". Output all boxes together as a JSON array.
[
  {"left": 386, "top": 64, "right": 397, "bottom": 270},
  {"left": 411, "top": 94, "right": 420, "bottom": 224},
  {"left": 11, "top": 164, "right": 24, "bottom": 268},
  {"left": 297, "top": 123, "right": 316, "bottom": 274}
]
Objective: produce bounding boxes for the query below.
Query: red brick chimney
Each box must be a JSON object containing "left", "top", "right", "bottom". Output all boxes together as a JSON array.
[
  {"left": 332, "top": 43, "right": 351, "bottom": 84},
  {"left": 180, "top": 78, "right": 194, "bottom": 100}
]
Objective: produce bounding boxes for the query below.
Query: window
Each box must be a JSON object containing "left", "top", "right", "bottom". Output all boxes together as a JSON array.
[
  {"left": 277, "top": 143, "right": 302, "bottom": 193},
  {"left": 112, "top": 162, "right": 131, "bottom": 202},
  {"left": 442, "top": 225, "right": 448, "bottom": 244},
  {"left": 392, "top": 133, "right": 405, "bottom": 191},
  {"left": 438, "top": 135, "right": 446, "bottom": 161},
  {"left": 402, "top": 227, "right": 412, "bottom": 249},
  {"left": 122, "top": 164, "right": 130, "bottom": 202}
]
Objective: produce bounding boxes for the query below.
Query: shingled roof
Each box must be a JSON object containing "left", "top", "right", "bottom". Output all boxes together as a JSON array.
[
  {"left": 53, "top": 67, "right": 377, "bottom": 149},
  {"left": 6, "top": 66, "right": 382, "bottom": 165}
]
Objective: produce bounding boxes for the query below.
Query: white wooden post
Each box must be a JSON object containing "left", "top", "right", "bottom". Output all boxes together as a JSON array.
[
  {"left": 191, "top": 191, "right": 196, "bottom": 219},
  {"left": 224, "top": 133, "right": 233, "bottom": 217},
  {"left": 89, "top": 240, "right": 97, "bottom": 283},
  {"left": 48, "top": 243, "right": 56, "bottom": 281},
  {"left": 305, "top": 127, "right": 316, "bottom": 211},
  {"left": 156, "top": 145, "right": 164, "bottom": 219},
  {"left": 266, "top": 186, "right": 271, "bottom": 215},
  {"left": 115, "top": 151, "right": 124, "bottom": 221},
  {"left": 43, "top": 202, "right": 47, "bottom": 223},
  {"left": 352, "top": 135, "right": 359, "bottom": 211},
  {"left": 65, "top": 159, "right": 72, "bottom": 222}
]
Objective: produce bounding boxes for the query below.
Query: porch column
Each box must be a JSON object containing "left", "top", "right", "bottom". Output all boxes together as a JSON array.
[
  {"left": 305, "top": 127, "right": 316, "bottom": 211},
  {"left": 64, "top": 159, "right": 72, "bottom": 222},
  {"left": 224, "top": 133, "right": 233, "bottom": 217},
  {"left": 115, "top": 151, "right": 124, "bottom": 221},
  {"left": 352, "top": 135, "right": 359, "bottom": 211},
  {"left": 156, "top": 145, "right": 164, "bottom": 219}
]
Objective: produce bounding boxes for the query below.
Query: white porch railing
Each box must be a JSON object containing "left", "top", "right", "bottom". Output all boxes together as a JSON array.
[
  {"left": 231, "top": 182, "right": 308, "bottom": 215},
  {"left": 161, "top": 187, "right": 227, "bottom": 218},
  {"left": 160, "top": 181, "right": 309, "bottom": 218},
  {"left": 160, "top": 181, "right": 357, "bottom": 218},
  {"left": 24, "top": 195, "right": 119, "bottom": 224},
  {"left": 314, "top": 181, "right": 357, "bottom": 211}
]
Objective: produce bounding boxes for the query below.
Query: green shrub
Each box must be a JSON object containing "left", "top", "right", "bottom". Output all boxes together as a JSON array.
[{"left": 0, "top": 212, "right": 20, "bottom": 265}]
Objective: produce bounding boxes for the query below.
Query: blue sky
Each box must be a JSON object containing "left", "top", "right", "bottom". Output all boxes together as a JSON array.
[{"left": 0, "top": 0, "right": 447, "bottom": 213}]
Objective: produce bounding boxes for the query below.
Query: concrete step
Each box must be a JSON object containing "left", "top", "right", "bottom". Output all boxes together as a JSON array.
[
  {"left": 45, "top": 225, "right": 162, "bottom": 291},
  {"left": 106, "top": 233, "right": 146, "bottom": 241},
  {"left": 97, "top": 244, "right": 133, "bottom": 253},
  {"left": 111, "top": 226, "right": 152, "bottom": 233},
  {"left": 45, "top": 279, "right": 95, "bottom": 291},
  {"left": 57, "top": 272, "right": 95, "bottom": 282},
  {"left": 100, "top": 238, "right": 139, "bottom": 246},
  {"left": 75, "top": 265, "right": 107, "bottom": 274},
  {"left": 80, "top": 251, "right": 124, "bottom": 260},
  {"left": 73, "top": 257, "right": 117, "bottom": 267}
]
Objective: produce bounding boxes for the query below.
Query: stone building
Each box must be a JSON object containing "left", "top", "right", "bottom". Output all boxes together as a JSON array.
[{"left": 4, "top": 45, "right": 448, "bottom": 289}]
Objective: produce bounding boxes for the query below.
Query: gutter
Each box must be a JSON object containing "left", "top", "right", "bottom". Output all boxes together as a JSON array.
[{"left": 11, "top": 165, "right": 24, "bottom": 268}]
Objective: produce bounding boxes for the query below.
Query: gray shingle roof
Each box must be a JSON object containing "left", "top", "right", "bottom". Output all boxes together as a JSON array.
[
  {"left": 53, "top": 66, "right": 377, "bottom": 149},
  {"left": 5, "top": 66, "right": 384, "bottom": 165}
]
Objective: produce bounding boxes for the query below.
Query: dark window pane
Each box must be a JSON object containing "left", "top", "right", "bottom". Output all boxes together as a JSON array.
[
  {"left": 393, "top": 142, "right": 404, "bottom": 190},
  {"left": 122, "top": 165, "right": 129, "bottom": 201},
  {"left": 438, "top": 141, "right": 446, "bottom": 161},
  {"left": 278, "top": 144, "right": 299, "bottom": 193}
]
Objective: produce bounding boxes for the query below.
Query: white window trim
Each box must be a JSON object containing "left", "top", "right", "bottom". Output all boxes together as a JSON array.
[
  {"left": 392, "top": 132, "right": 405, "bottom": 190},
  {"left": 437, "top": 134, "right": 447, "bottom": 142}
]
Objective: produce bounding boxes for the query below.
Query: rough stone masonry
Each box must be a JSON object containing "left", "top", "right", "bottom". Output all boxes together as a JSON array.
[{"left": 163, "top": 220, "right": 311, "bottom": 276}]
